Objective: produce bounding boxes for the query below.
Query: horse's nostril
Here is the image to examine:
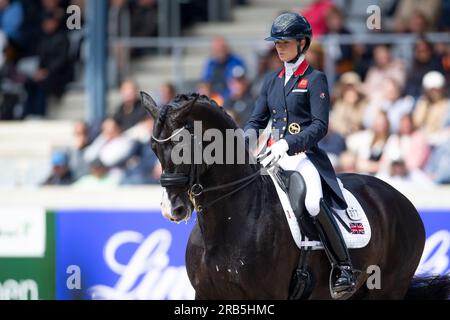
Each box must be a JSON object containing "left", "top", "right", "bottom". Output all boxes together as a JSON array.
[{"left": 173, "top": 205, "right": 186, "bottom": 217}]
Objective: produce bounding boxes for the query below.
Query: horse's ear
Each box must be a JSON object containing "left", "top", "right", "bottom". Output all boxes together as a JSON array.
[
  {"left": 140, "top": 91, "right": 159, "bottom": 119},
  {"left": 175, "top": 94, "right": 199, "bottom": 120}
]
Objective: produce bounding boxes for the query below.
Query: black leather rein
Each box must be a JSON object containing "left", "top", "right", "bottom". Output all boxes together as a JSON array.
[{"left": 152, "top": 126, "right": 262, "bottom": 212}]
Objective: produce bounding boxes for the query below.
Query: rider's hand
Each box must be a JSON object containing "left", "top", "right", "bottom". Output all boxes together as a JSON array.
[{"left": 258, "top": 139, "right": 289, "bottom": 168}]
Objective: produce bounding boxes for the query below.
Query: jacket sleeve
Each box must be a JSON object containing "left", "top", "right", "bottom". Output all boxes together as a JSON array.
[
  {"left": 284, "top": 72, "right": 330, "bottom": 155},
  {"left": 244, "top": 73, "right": 272, "bottom": 138}
]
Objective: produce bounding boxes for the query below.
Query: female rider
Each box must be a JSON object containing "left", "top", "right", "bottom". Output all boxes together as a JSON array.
[{"left": 244, "top": 12, "right": 356, "bottom": 293}]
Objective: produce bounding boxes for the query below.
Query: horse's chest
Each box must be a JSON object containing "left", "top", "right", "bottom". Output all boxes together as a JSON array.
[{"left": 191, "top": 248, "right": 256, "bottom": 297}]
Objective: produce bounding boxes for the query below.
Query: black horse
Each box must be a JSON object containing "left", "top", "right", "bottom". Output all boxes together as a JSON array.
[{"left": 142, "top": 92, "right": 450, "bottom": 299}]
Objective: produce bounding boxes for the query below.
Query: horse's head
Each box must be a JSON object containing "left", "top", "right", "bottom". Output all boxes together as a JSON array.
[{"left": 141, "top": 91, "right": 238, "bottom": 223}]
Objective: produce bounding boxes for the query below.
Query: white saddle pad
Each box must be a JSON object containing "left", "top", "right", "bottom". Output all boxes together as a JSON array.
[{"left": 267, "top": 170, "right": 371, "bottom": 250}]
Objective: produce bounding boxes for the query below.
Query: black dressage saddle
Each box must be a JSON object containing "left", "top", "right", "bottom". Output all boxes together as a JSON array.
[{"left": 278, "top": 169, "right": 319, "bottom": 240}]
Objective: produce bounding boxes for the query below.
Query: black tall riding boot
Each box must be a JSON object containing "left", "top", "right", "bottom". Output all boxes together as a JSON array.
[{"left": 314, "top": 198, "right": 356, "bottom": 293}]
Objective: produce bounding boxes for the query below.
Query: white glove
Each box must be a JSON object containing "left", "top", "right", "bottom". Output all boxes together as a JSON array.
[{"left": 258, "top": 139, "right": 289, "bottom": 168}]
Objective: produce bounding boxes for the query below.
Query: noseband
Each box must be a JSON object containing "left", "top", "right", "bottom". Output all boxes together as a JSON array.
[{"left": 152, "top": 126, "right": 261, "bottom": 212}]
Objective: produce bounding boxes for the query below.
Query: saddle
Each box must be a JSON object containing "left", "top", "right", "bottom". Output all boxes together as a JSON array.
[
  {"left": 277, "top": 169, "right": 319, "bottom": 240},
  {"left": 270, "top": 168, "right": 371, "bottom": 299}
]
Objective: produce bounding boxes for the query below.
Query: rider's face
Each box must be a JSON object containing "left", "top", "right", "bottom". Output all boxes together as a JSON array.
[{"left": 275, "top": 40, "right": 299, "bottom": 62}]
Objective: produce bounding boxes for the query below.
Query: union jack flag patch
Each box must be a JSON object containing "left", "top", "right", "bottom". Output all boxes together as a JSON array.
[{"left": 350, "top": 223, "right": 365, "bottom": 234}]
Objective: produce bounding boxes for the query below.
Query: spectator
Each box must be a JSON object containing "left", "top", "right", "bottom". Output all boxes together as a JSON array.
[
  {"left": 24, "top": 11, "right": 71, "bottom": 117},
  {"left": 158, "top": 82, "right": 177, "bottom": 106},
  {"left": 0, "top": 0, "right": 24, "bottom": 51},
  {"left": 324, "top": 6, "right": 353, "bottom": 76},
  {"left": 73, "top": 158, "right": 120, "bottom": 188},
  {"left": 223, "top": 67, "right": 254, "bottom": 127},
  {"left": 338, "top": 150, "right": 357, "bottom": 173},
  {"left": 364, "top": 77, "right": 414, "bottom": 133},
  {"left": 425, "top": 137, "right": 450, "bottom": 184},
  {"left": 113, "top": 79, "right": 147, "bottom": 131},
  {"left": 437, "top": 0, "right": 450, "bottom": 31},
  {"left": 364, "top": 44, "right": 406, "bottom": 106},
  {"left": 201, "top": 36, "right": 246, "bottom": 100},
  {"left": 109, "top": 0, "right": 131, "bottom": 83},
  {"left": 318, "top": 129, "right": 346, "bottom": 169},
  {"left": 352, "top": 42, "right": 375, "bottom": 81},
  {"left": 197, "top": 80, "right": 224, "bottom": 106},
  {"left": 0, "top": 31, "right": 6, "bottom": 67},
  {"left": 130, "top": 0, "right": 157, "bottom": 57},
  {"left": 437, "top": 43, "right": 450, "bottom": 84},
  {"left": 347, "top": 111, "right": 390, "bottom": 175},
  {"left": 21, "top": 0, "right": 43, "bottom": 56},
  {"left": 377, "top": 158, "right": 433, "bottom": 190},
  {"left": 121, "top": 142, "right": 162, "bottom": 185},
  {"left": 405, "top": 37, "right": 444, "bottom": 98},
  {"left": 413, "top": 71, "right": 450, "bottom": 146},
  {"left": 130, "top": 0, "right": 157, "bottom": 38},
  {"left": 305, "top": 41, "right": 325, "bottom": 71},
  {"left": 41, "top": 0, "right": 64, "bottom": 15},
  {"left": 394, "top": 1, "right": 441, "bottom": 32},
  {"left": 42, "top": 150, "right": 74, "bottom": 185},
  {"left": 299, "top": 0, "right": 335, "bottom": 36},
  {"left": 69, "top": 120, "right": 91, "bottom": 180},
  {"left": 379, "top": 113, "right": 431, "bottom": 174},
  {"left": 250, "top": 46, "right": 283, "bottom": 98},
  {"left": 83, "top": 118, "right": 137, "bottom": 173},
  {"left": 330, "top": 72, "right": 367, "bottom": 137},
  {"left": 122, "top": 116, "right": 161, "bottom": 184}
]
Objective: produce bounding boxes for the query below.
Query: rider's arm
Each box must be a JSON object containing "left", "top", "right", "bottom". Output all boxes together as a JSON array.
[{"left": 284, "top": 71, "right": 330, "bottom": 155}]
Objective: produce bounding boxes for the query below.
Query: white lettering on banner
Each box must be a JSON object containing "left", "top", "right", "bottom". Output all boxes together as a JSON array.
[
  {"left": 89, "top": 229, "right": 195, "bottom": 300},
  {"left": 0, "top": 279, "right": 38, "bottom": 300},
  {"left": 87, "top": 228, "right": 448, "bottom": 299},
  {"left": 417, "top": 230, "right": 450, "bottom": 275}
]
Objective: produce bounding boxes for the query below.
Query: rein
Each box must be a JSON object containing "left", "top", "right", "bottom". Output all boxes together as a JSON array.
[{"left": 152, "top": 126, "right": 262, "bottom": 212}]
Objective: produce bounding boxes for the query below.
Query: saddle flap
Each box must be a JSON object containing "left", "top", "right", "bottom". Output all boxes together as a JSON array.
[
  {"left": 278, "top": 169, "right": 318, "bottom": 240},
  {"left": 271, "top": 169, "right": 372, "bottom": 250}
]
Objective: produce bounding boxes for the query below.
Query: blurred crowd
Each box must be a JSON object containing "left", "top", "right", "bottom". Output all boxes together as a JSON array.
[
  {"left": 0, "top": 0, "right": 85, "bottom": 119},
  {"left": 0, "top": 0, "right": 225, "bottom": 119},
  {"left": 0, "top": 0, "right": 449, "bottom": 188}
]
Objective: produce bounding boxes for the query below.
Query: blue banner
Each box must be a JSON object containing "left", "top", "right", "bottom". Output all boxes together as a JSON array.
[
  {"left": 55, "top": 210, "right": 196, "bottom": 300},
  {"left": 55, "top": 209, "right": 449, "bottom": 300},
  {"left": 417, "top": 210, "right": 450, "bottom": 276}
]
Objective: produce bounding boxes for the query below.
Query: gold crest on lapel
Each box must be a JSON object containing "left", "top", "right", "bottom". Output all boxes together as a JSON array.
[{"left": 288, "top": 123, "right": 301, "bottom": 134}]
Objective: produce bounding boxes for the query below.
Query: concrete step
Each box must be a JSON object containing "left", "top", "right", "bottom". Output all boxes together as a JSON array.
[
  {"left": 0, "top": 120, "right": 74, "bottom": 158},
  {"left": 0, "top": 120, "right": 74, "bottom": 140},
  {"left": 188, "top": 22, "right": 267, "bottom": 37},
  {"left": 233, "top": 6, "right": 284, "bottom": 23}
]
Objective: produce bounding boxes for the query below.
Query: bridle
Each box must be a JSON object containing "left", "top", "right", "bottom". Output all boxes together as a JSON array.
[{"left": 152, "top": 125, "right": 262, "bottom": 212}]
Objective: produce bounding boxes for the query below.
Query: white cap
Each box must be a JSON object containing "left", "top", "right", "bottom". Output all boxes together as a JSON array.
[{"left": 422, "top": 71, "right": 445, "bottom": 90}]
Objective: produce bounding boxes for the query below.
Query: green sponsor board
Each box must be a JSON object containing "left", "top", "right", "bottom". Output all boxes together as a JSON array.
[{"left": 0, "top": 209, "right": 55, "bottom": 300}]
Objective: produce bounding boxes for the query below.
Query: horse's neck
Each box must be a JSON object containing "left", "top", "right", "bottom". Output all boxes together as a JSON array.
[{"left": 196, "top": 164, "right": 264, "bottom": 247}]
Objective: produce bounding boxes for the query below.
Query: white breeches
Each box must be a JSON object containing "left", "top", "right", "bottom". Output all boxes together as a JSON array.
[{"left": 278, "top": 153, "right": 323, "bottom": 216}]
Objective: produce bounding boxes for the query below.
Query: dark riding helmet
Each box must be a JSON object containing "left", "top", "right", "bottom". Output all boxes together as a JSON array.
[{"left": 265, "top": 12, "right": 312, "bottom": 53}]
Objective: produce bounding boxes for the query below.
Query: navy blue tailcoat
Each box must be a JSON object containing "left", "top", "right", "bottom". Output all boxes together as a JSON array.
[{"left": 244, "top": 59, "right": 347, "bottom": 210}]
